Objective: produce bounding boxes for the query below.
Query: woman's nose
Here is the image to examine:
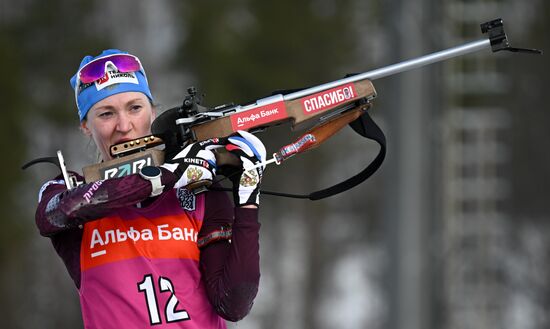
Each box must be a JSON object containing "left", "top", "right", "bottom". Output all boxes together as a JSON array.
[{"left": 116, "top": 113, "right": 133, "bottom": 133}]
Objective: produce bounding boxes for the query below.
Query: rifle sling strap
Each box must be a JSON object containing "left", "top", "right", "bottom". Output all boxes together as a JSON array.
[{"left": 261, "top": 110, "right": 386, "bottom": 200}]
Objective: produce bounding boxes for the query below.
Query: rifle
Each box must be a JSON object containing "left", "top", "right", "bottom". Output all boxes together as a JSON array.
[{"left": 23, "top": 18, "right": 541, "bottom": 199}]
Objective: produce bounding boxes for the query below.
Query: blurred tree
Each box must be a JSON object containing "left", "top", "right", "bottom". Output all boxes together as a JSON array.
[
  {"left": 508, "top": 2, "right": 550, "bottom": 221},
  {"left": 0, "top": 0, "right": 111, "bottom": 327},
  {"left": 507, "top": 2, "right": 550, "bottom": 326},
  {"left": 175, "top": 0, "right": 357, "bottom": 103},
  {"left": 0, "top": 20, "right": 25, "bottom": 268}
]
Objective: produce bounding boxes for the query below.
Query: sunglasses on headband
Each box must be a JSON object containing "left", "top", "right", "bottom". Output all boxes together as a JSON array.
[
  {"left": 74, "top": 53, "right": 149, "bottom": 112},
  {"left": 78, "top": 53, "right": 145, "bottom": 83}
]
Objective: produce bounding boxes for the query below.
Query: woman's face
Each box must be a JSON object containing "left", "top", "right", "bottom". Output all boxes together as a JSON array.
[{"left": 80, "top": 92, "right": 156, "bottom": 161}]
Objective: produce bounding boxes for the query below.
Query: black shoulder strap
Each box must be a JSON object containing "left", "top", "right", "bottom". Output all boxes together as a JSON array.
[{"left": 261, "top": 110, "right": 386, "bottom": 200}]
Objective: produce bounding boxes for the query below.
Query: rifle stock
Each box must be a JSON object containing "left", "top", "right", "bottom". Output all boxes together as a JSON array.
[{"left": 191, "top": 80, "right": 376, "bottom": 141}]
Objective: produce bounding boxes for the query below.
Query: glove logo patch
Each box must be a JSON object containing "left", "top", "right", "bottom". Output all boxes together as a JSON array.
[
  {"left": 240, "top": 170, "right": 259, "bottom": 187},
  {"left": 176, "top": 188, "right": 196, "bottom": 211},
  {"left": 186, "top": 167, "right": 204, "bottom": 182}
]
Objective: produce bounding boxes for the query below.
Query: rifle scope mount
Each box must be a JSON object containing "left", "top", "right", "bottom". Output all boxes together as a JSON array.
[{"left": 481, "top": 18, "right": 542, "bottom": 54}]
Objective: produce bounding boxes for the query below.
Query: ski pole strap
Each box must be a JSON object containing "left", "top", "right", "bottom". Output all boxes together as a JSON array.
[{"left": 261, "top": 109, "right": 386, "bottom": 200}]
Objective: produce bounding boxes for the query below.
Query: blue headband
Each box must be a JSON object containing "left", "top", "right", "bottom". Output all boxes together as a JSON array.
[{"left": 70, "top": 49, "right": 154, "bottom": 121}]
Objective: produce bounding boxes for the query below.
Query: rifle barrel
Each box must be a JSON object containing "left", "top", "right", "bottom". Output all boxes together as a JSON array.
[{"left": 283, "top": 38, "right": 491, "bottom": 101}]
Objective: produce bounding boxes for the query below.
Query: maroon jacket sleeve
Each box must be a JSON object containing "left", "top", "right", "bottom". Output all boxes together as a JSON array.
[
  {"left": 35, "top": 169, "right": 179, "bottom": 288},
  {"left": 199, "top": 190, "right": 261, "bottom": 322},
  {"left": 35, "top": 169, "right": 177, "bottom": 236}
]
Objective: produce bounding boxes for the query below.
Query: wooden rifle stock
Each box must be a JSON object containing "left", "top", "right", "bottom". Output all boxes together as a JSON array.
[{"left": 191, "top": 80, "right": 376, "bottom": 141}]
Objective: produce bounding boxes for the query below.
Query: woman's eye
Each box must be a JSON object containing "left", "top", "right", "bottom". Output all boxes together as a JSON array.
[
  {"left": 130, "top": 105, "right": 142, "bottom": 112},
  {"left": 98, "top": 111, "right": 113, "bottom": 118}
]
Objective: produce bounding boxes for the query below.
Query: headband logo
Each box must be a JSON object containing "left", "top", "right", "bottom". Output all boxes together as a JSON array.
[{"left": 95, "top": 70, "right": 139, "bottom": 91}]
